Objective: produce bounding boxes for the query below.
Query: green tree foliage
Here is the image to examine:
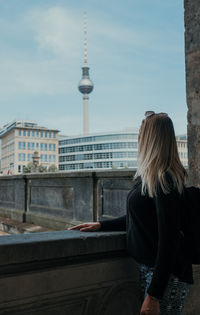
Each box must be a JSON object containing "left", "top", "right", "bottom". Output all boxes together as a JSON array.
[
  {"left": 39, "top": 164, "right": 47, "bottom": 173},
  {"left": 23, "top": 162, "right": 34, "bottom": 173},
  {"left": 23, "top": 163, "right": 58, "bottom": 173},
  {"left": 48, "top": 164, "right": 58, "bottom": 172}
]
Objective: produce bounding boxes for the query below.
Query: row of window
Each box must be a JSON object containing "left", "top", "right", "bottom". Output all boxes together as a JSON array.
[
  {"left": 59, "top": 134, "right": 138, "bottom": 146},
  {"left": 18, "top": 142, "right": 56, "bottom": 151},
  {"left": 59, "top": 142, "right": 138, "bottom": 154},
  {"left": 18, "top": 153, "right": 56, "bottom": 162},
  {"left": 18, "top": 129, "right": 56, "bottom": 138},
  {"left": 179, "top": 152, "right": 188, "bottom": 159},
  {"left": 177, "top": 142, "right": 187, "bottom": 148},
  {"left": 59, "top": 160, "right": 137, "bottom": 171},
  {"left": 59, "top": 151, "right": 137, "bottom": 162}
]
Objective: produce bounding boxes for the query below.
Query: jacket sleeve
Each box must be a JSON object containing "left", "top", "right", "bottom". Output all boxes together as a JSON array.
[
  {"left": 99, "top": 215, "right": 126, "bottom": 231},
  {"left": 147, "top": 188, "right": 182, "bottom": 300}
]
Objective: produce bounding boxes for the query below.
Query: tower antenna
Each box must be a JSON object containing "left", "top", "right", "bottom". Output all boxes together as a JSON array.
[
  {"left": 84, "top": 11, "right": 87, "bottom": 65},
  {"left": 78, "top": 12, "right": 94, "bottom": 135}
]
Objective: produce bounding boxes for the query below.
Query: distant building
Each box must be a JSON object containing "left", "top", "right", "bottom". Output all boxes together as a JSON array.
[
  {"left": 0, "top": 120, "right": 59, "bottom": 175},
  {"left": 59, "top": 132, "right": 188, "bottom": 172},
  {"left": 176, "top": 134, "right": 188, "bottom": 168},
  {"left": 59, "top": 131, "right": 139, "bottom": 172}
]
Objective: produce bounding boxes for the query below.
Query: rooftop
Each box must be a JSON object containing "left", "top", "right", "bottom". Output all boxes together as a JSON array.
[{"left": 0, "top": 120, "right": 59, "bottom": 138}]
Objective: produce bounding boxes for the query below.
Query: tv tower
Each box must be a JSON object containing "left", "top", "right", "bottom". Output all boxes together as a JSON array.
[{"left": 78, "top": 12, "right": 94, "bottom": 135}]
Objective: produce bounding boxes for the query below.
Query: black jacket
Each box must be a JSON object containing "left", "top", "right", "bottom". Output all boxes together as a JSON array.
[{"left": 99, "top": 179, "right": 193, "bottom": 300}]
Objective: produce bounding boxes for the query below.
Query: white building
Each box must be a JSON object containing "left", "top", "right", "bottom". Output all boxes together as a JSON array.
[
  {"left": 0, "top": 120, "right": 59, "bottom": 175},
  {"left": 59, "top": 131, "right": 139, "bottom": 171},
  {"left": 176, "top": 134, "right": 188, "bottom": 167},
  {"left": 59, "top": 131, "right": 188, "bottom": 172}
]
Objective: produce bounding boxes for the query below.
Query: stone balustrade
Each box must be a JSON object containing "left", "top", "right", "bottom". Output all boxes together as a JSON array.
[
  {"left": 0, "top": 170, "right": 135, "bottom": 229},
  {"left": 0, "top": 170, "right": 199, "bottom": 314}
]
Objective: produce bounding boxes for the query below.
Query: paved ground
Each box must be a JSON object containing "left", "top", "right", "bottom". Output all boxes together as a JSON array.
[{"left": 0, "top": 216, "right": 53, "bottom": 235}]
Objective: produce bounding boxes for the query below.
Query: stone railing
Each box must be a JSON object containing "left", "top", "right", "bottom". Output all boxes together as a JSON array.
[
  {"left": 0, "top": 170, "right": 199, "bottom": 314},
  {"left": 0, "top": 170, "right": 135, "bottom": 229}
]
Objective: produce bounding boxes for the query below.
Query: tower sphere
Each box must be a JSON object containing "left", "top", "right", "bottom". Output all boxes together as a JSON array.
[
  {"left": 78, "top": 65, "right": 94, "bottom": 94},
  {"left": 78, "top": 78, "right": 94, "bottom": 94}
]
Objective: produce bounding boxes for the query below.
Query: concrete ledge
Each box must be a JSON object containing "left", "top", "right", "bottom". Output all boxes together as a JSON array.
[
  {"left": 0, "top": 230, "right": 141, "bottom": 315},
  {"left": 0, "top": 230, "right": 126, "bottom": 267}
]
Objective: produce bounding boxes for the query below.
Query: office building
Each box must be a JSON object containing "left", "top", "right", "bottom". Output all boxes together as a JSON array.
[
  {"left": 0, "top": 120, "right": 59, "bottom": 174},
  {"left": 59, "top": 131, "right": 139, "bottom": 171},
  {"left": 176, "top": 134, "right": 188, "bottom": 167}
]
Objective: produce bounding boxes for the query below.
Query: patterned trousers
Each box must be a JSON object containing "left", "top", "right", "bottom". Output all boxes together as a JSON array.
[{"left": 138, "top": 264, "right": 190, "bottom": 315}]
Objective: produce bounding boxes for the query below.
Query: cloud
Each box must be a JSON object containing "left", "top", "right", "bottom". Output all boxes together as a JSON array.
[
  {"left": 27, "top": 6, "right": 82, "bottom": 60},
  {"left": 27, "top": 5, "right": 181, "bottom": 61}
]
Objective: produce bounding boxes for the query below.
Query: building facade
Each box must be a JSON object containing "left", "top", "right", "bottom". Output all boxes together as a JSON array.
[
  {"left": 0, "top": 121, "right": 59, "bottom": 175},
  {"left": 59, "top": 131, "right": 139, "bottom": 172},
  {"left": 59, "top": 132, "right": 188, "bottom": 172},
  {"left": 176, "top": 134, "right": 188, "bottom": 167}
]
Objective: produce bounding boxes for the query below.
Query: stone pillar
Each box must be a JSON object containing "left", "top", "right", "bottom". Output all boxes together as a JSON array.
[
  {"left": 184, "top": 3, "right": 200, "bottom": 315},
  {"left": 185, "top": 0, "right": 200, "bottom": 186}
]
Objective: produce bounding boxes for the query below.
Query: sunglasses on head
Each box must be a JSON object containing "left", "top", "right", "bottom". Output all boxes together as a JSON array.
[{"left": 144, "top": 111, "right": 168, "bottom": 118}]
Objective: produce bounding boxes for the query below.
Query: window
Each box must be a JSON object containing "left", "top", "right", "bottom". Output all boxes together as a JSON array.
[
  {"left": 32, "top": 131, "right": 35, "bottom": 137},
  {"left": 45, "top": 131, "right": 47, "bottom": 138},
  {"left": 22, "top": 142, "right": 26, "bottom": 150},
  {"left": 49, "top": 132, "right": 52, "bottom": 138},
  {"left": 22, "top": 154, "right": 25, "bottom": 161},
  {"left": 49, "top": 155, "right": 52, "bottom": 162},
  {"left": 28, "top": 142, "right": 31, "bottom": 150},
  {"left": 18, "top": 165, "right": 21, "bottom": 173},
  {"left": 40, "top": 131, "right": 43, "bottom": 137},
  {"left": 53, "top": 132, "right": 56, "bottom": 138},
  {"left": 40, "top": 143, "right": 44, "bottom": 151},
  {"left": 36, "top": 131, "right": 39, "bottom": 137},
  {"left": 40, "top": 154, "right": 43, "bottom": 162},
  {"left": 18, "top": 142, "right": 21, "bottom": 149},
  {"left": 27, "top": 154, "right": 31, "bottom": 161},
  {"left": 52, "top": 155, "right": 56, "bottom": 162},
  {"left": 53, "top": 144, "right": 56, "bottom": 151},
  {"left": 18, "top": 153, "right": 21, "bottom": 161},
  {"left": 36, "top": 143, "right": 39, "bottom": 149},
  {"left": 18, "top": 130, "right": 22, "bottom": 136},
  {"left": 49, "top": 144, "right": 52, "bottom": 151},
  {"left": 23, "top": 130, "right": 26, "bottom": 136},
  {"left": 44, "top": 143, "right": 47, "bottom": 151},
  {"left": 27, "top": 130, "right": 30, "bottom": 137},
  {"left": 31, "top": 142, "right": 35, "bottom": 150},
  {"left": 45, "top": 154, "right": 47, "bottom": 162}
]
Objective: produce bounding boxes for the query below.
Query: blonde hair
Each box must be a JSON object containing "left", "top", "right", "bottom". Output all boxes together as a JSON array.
[{"left": 135, "top": 113, "right": 187, "bottom": 197}]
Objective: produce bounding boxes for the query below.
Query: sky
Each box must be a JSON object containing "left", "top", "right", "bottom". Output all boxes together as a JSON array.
[{"left": 0, "top": 0, "right": 187, "bottom": 136}]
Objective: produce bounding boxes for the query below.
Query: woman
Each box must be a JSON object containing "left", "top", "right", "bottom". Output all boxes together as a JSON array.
[{"left": 68, "top": 111, "right": 193, "bottom": 315}]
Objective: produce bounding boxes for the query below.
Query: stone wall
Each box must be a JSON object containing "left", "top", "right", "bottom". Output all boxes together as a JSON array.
[
  {"left": 0, "top": 230, "right": 141, "bottom": 315},
  {"left": 185, "top": 0, "right": 200, "bottom": 186},
  {"left": 184, "top": 1, "right": 200, "bottom": 313}
]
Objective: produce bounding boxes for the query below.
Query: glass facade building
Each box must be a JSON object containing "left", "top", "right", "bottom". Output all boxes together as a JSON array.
[{"left": 59, "top": 132, "right": 139, "bottom": 171}]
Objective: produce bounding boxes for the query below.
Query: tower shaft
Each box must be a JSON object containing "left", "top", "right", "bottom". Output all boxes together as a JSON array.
[{"left": 83, "top": 94, "right": 89, "bottom": 134}]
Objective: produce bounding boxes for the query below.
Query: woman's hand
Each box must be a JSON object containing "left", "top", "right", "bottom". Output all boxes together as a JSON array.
[
  {"left": 67, "top": 222, "right": 101, "bottom": 232},
  {"left": 140, "top": 294, "right": 159, "bottom": 315}
]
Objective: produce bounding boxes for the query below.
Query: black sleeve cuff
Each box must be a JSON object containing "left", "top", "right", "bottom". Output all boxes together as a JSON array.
[{"left": 99, "top": 215, "right": 126, "bottom": 231}]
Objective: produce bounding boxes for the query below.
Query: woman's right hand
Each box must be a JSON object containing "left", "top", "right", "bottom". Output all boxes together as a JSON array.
[{"left": 67, "top": 222, "right": 101, "bottom": 232}]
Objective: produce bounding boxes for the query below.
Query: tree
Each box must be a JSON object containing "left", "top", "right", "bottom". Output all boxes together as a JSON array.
[
  {"left": 39, "top": 164, "right": 47, "bottom": 172},
  {"left": 23, "top": 162, "right": 34, "bottom": 173},
  {"left": 48, "top": 164, "right": 58, "bottom": 172}
]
